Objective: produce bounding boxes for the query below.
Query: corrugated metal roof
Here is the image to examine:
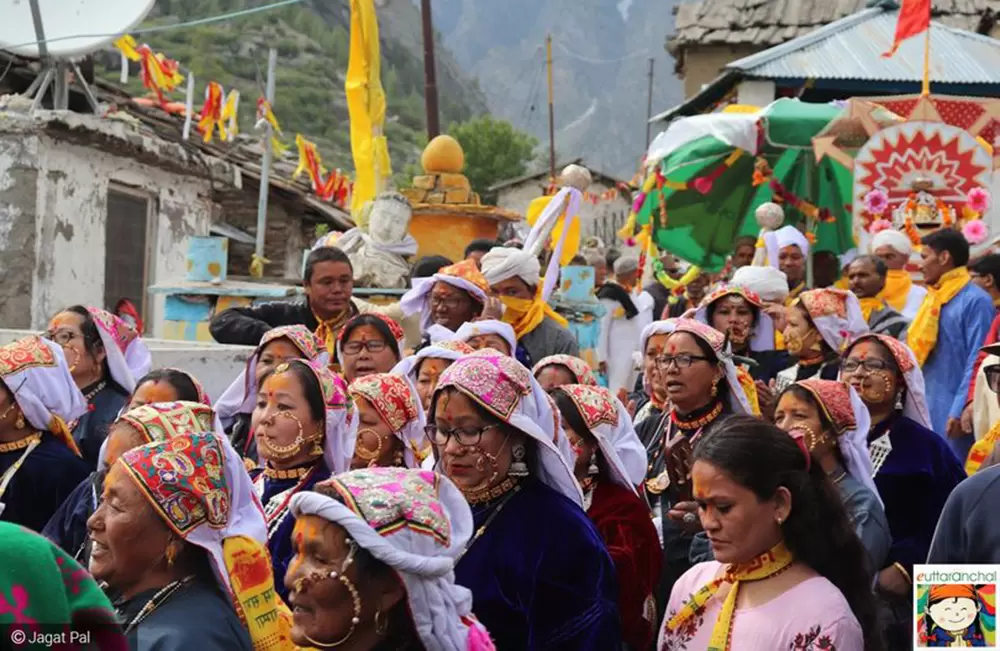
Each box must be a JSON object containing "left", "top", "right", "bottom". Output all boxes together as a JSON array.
[{"left": 729, "top": 7, "right": 1000, "bottom": 83}]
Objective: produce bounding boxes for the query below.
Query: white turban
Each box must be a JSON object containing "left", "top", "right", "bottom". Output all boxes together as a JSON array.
[
  {"left": 763, "top": 226, "right": 810, "bottom": 270},
  {"left": 871, "top": 229, "right": 913, "bottom": 256},
  {"left": 480, "top": 247, "right": 541, "bottom": 288},
  {"left": 731, "top": 265, "right": 789, "bottom": 302}
]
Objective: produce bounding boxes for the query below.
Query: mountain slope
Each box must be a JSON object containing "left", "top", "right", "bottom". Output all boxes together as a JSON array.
[
  {"left": 98, "top": 0, "right": 488, "bottom": 172},
  {"left": 429, "top": 0, "right": 685, "bottom": 178}
]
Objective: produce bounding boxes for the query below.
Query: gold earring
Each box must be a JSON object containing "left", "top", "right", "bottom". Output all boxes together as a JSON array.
[
  {"left": 374, "top": 609, "right": 388, "bottom": 635},
  {"left": 310, "top": 431, "right": 324, "bottom": 457},
  {"left": 165, "top": 543, "right": 177, "bottom": 568},
  {"left": 15, "top": 411, "right": 24, "bottom": 430},
  {"left": 710, "top": 378, "right": 719, "bottom": 398}
]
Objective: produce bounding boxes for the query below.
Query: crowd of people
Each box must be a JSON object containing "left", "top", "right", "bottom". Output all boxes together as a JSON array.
[{"left": 4, "top": 220, "right": 1000, "bottom": 650}]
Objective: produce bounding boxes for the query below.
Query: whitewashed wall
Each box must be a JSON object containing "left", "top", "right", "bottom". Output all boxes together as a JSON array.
[
  {"left": 496, "top": 178, "right": 631, "bottom": 245},
  {"left": 26, "top": 134, "right": 214, "bottom": 337}
]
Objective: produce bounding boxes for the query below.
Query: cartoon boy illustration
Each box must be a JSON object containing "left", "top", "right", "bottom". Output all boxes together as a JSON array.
[{"left": 921, "top": 584, "right": 988, "bottom": 647}]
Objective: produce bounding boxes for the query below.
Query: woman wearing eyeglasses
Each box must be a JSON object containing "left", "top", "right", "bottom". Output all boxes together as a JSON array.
[
  {"left": 430, "top": 351, "right": 621, "bottom": 650},
  {"left": 840, "top": 334, "right": 965, "bottom": 649},
  {"left": 338, "top": 314, "right": 406, "bottom": 382},
  {"left": 639, "top": 319, "right": 755, "bottom": 616}
]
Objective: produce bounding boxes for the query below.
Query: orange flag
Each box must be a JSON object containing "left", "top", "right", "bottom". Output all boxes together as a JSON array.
[{"left": 882, "top": 0, "right": 931, "bottom": 57}]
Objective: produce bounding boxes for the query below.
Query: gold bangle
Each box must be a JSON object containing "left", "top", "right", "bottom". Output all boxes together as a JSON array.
[{"left": 893, "top": 562, "right": 912, "bottom": 585}]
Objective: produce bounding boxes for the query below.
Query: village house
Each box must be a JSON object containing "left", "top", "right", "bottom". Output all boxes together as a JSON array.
[
  {"left": 489, "top": 160, "right": 631, "bottom": 247},
  {"left": 0, "top": 51, "right": 352, "bottom": 337},
  {"left": 667, "top": 0, "right": 1000, "bottom": 101}
]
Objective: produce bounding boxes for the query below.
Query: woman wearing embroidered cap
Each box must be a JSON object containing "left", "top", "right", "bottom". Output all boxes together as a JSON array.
[
  {"left": 532, "top": 354, "right": 599, "bottom": 391},
  {"left": 44, "top": 398, "right": 217, "bottom": 563},
  {"left": 773, "top": 379, "right": 891, "bottom": 574},
  {"left": 399, "top": 259, "right": 490, "bottom": 337},
  {"left": 454, "top": 319, "right": 519, "bottom": 359},
  {"left": 348, "top": 373, "right": 426, "bottom": 469},
  {"left": 776, "top": 287, "right": 869, "bottom": 390},
  {"left": 46, "top": 306, "right": 151, "bottom": 468},
  {"left": 287, "top": 467, "right": 495, "bottom": 651},
  {"left": 429, "top": 351, "right": 620, "bottom": 649},
  {"left": 87, "top": 431, "right": 286, "bottom": 651},
  {"left": 339, "top": 313, "right": 407, "bottom": 382},
  {"left": 0, "top": 336, "right": 90, "bottom": 532},
  {"left": 659, "top": 416, "right": 878, "bottom": 650},
  {"left": 551, "top": 384, "right": 661, "bottom": 651},
  {"left": 392, "top": 340, "right": 476, "bottom": 413},
  {"left": 840, "top": 334, "right": 964, "bottom": 648},
  {"left": 216, "top": 325, "right": 329, "bottom": 463},
  {"left": 250, "top": 359, "right": 356, "bottom": 602}
]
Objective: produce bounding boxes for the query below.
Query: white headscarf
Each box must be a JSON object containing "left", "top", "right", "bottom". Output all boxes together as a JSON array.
[
  {"left": 844, "top": 334, "right": 932, "bottom": 429},
  {"left": 215, "top": 326, "right": 330, "bottom": 428},
  {"left": 480, "top": 247, "right": 541, "bottom": 288},
  {"left": 791, "top": 379, "right": 882, "bottom": 507},
  {"left": 638, "top": 319, "right": 680, "bottom": 396},
  {"left": 871, "top": 229, "right": 913, "bottom": 256},
  {"left": 392, "top": 341, "right": 477, "bottom": 430},
  {"left": 731, "top": 265, "right": 789, "bottom": 303},
  {"left": 763, "top": 225, "right": 810, "bottom": 271},
  {"left": 0, "top": 336, "right": 86, "bottom": 455},
  {"left": 291, "top": 469, "right": 495, "bottom": 651},
  {"left": 796, "top": 288, "right": 869, "bottom": 354},
  {"left": 399, "top": 260, "right": 490, "bottom": 334},
  {"left": 86, "top": 307, "right": 151, "bottom": 393},
  {"left": 554, "top": 384, "right": 646, "bottom": 489},
  {"left": 433, "top": 351, "right": 583, "bottom": 505},
  {"left": 454, "top": 320, "right": 518, "bottom": 358}
]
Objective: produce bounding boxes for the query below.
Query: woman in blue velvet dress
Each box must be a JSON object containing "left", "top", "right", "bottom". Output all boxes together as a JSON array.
[
  {"left": 0, "top": 336, "right": 90, "bottom": 532},
  {"left": 46, "top": 306, "right": 151, "bottom": 469},
  {"left": 249, "top": 358, "right": 355, "bottom": 602},
  {"left": 43, "top": 369, "right": 213, "bottom": 560},
  {"left": 841, "top": 333, "right": 966, "bottom": 649},
  {"left": 430, "top": 350, "right": 621, "bottom": 650}
]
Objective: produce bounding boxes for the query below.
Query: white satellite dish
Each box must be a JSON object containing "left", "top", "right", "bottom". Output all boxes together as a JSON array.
[{"left": 0, "top": 0, "right": 155, "bottom": 58}]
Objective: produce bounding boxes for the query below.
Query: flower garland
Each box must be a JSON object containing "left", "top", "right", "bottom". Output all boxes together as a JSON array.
[
  {"left": 860, "top": 186, "right": 991, "bottom": 247},
  {"left": 653, "top": 259, "right": 702, "bottom": 303}
]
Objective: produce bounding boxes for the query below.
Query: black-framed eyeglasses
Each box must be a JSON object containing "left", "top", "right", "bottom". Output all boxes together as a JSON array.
[
  {"left": 841, "top": 357, "right": 891, "bottom": 373},
  {"left": 655, "top": 354, "right": 712, "bottom": 370},
  {"left": 429, "top": 295, "right": 470, "bottom": 311},
  {"left": 342, "top": 340, "right": 387, "bottom": 355},
  {"left": 425, "top": 423, "right": 498, "bottom": 446},
  {"left": 985, "top": 364, "right": 1000, "bottom": 394},
  {"left": 44, "top": 329, "right": 79, "bottom": 346}
]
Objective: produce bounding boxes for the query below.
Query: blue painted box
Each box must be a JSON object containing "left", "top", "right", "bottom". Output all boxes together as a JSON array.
[
  {"left": 186, "top": 236, "right": 229, "bottom": 282},
  {"left": 558, "top": 266, "right": 596, "bottom": 302}
]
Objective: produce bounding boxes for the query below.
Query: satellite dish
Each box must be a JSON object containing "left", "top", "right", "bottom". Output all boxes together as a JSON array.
[{"left": 0, "top": 0, "right": 155, "bottom": 58}]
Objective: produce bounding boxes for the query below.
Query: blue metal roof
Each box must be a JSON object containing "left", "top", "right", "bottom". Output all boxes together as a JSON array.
[{"left": 728, "top": 7, "right": 1000, "bottom": 84}]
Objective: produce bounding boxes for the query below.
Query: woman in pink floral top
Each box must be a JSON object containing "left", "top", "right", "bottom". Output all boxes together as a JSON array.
[{"left": 658, "top": 415, "right": 880, "bottom": 651}]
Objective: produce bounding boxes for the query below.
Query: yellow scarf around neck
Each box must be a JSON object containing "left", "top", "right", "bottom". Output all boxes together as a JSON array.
[
  {"left": 858, "top": 297, "right": 885, "bottom": 322},
  {"left": 313, "top": 306, "right": 353, "bottom": 356},
  {"left": 784, "top": 282, "right": 806, "bottom": 307},
  {"left": 667, "top": 541, "right": 794, "bottom": 650},
  {"left": 966, "top": 419, "right": 1000, "bottom": 475},
  {"left": 880, "top": 269, "right": 914, "bottom": 313},
  {"left": 907, "top": 267, "right": 970, "bottom": 367},
  {"left": 500, "top": 285, "right": 568, "bottom": 340}
]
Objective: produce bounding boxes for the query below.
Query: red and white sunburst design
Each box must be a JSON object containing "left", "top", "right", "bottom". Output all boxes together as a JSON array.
[{"left": 853, "top": 122, "right": 992, "bottom": 223}]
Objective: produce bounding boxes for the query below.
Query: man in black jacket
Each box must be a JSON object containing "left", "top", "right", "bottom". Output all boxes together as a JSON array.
[{"left": 210, "top": 247, "right": 361, "bottom": 350}]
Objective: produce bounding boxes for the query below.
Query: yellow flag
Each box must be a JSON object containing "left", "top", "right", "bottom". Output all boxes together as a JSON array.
[{"left": 346, "top": 0, "right": 391, "bottom": 217}]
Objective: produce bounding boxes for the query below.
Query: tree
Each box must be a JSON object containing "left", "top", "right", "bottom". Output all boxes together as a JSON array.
[{"left": 448, "top": 116, "right": 538, "bottom": 200}]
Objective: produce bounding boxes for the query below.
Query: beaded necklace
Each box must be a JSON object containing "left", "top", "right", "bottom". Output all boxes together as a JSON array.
[
  {"left": 458, "top": 483, "right": 523, "bottom": 562},
  {"left": 118, "top": 575, "right": 195, "bottom": 634}
]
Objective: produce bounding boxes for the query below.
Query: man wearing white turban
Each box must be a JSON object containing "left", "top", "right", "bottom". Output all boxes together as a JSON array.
[
  {"left": 597, "top": 256, "right": 655, "bottom": 394},
  {"left": 872, "top": 229, "right": 927, "bottom": 319},
  {"left": 480, "top": 247, "right": 579, "bottom": 365},
  {"left": 763, "top": 226, "right": 810, "bottom": 303}
]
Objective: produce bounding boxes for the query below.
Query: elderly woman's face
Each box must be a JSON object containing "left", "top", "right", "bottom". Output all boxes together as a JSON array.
[
  {"left": 658, "top": 332, "right": 720, "bottom": 413},
  {"left": 841, "top": 340, "right": 899, "bottom": 409},
  {"left": 47, "top": 311, "right": 104, "bottom": 387},
  {"left": 128, "top": 380, "right": 180, "bottom": 411},
  {"left": 465, "top": 334, "right": 511, "bottom": 356},
  {"left": 535, "top": 365, "right": 576, "bottom": 393},
  {"left": 773, "top": 391, "right": 835, "bottom": 462},
  {"left": 286, "top": 515, "right": 402, "bottom": 648},
  {"left": 783, "top": 305, "right": 821, "bottom": 357},
  {"left": 432, "top": 389, "right": 519, "bottom": 493},
  {"left": 87, "top": 462, "right": 174, "bottom": 598},
  {"left": 253, "top": 370, "right": 324, "bottom": 468},
  {"left": 711, "top": 295, "right": 755, "bottom": 348},
  {"left": 351, "top": 396, "right": 403, "bottom": 470},
  {"left": 257, "top": 338, "right": 305, "bottom": 386},
  {"left": 415, "top": 358, "right": 449, "bottom": 412},
  {"left": 342, "top": 326, "right": 398, "bottom": 382},
  {"left": 430, "top": 282, "right": 479, "bottom": 332},
  {"left": 644, "top": 333, "right": 670, "bottom": 402}
]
